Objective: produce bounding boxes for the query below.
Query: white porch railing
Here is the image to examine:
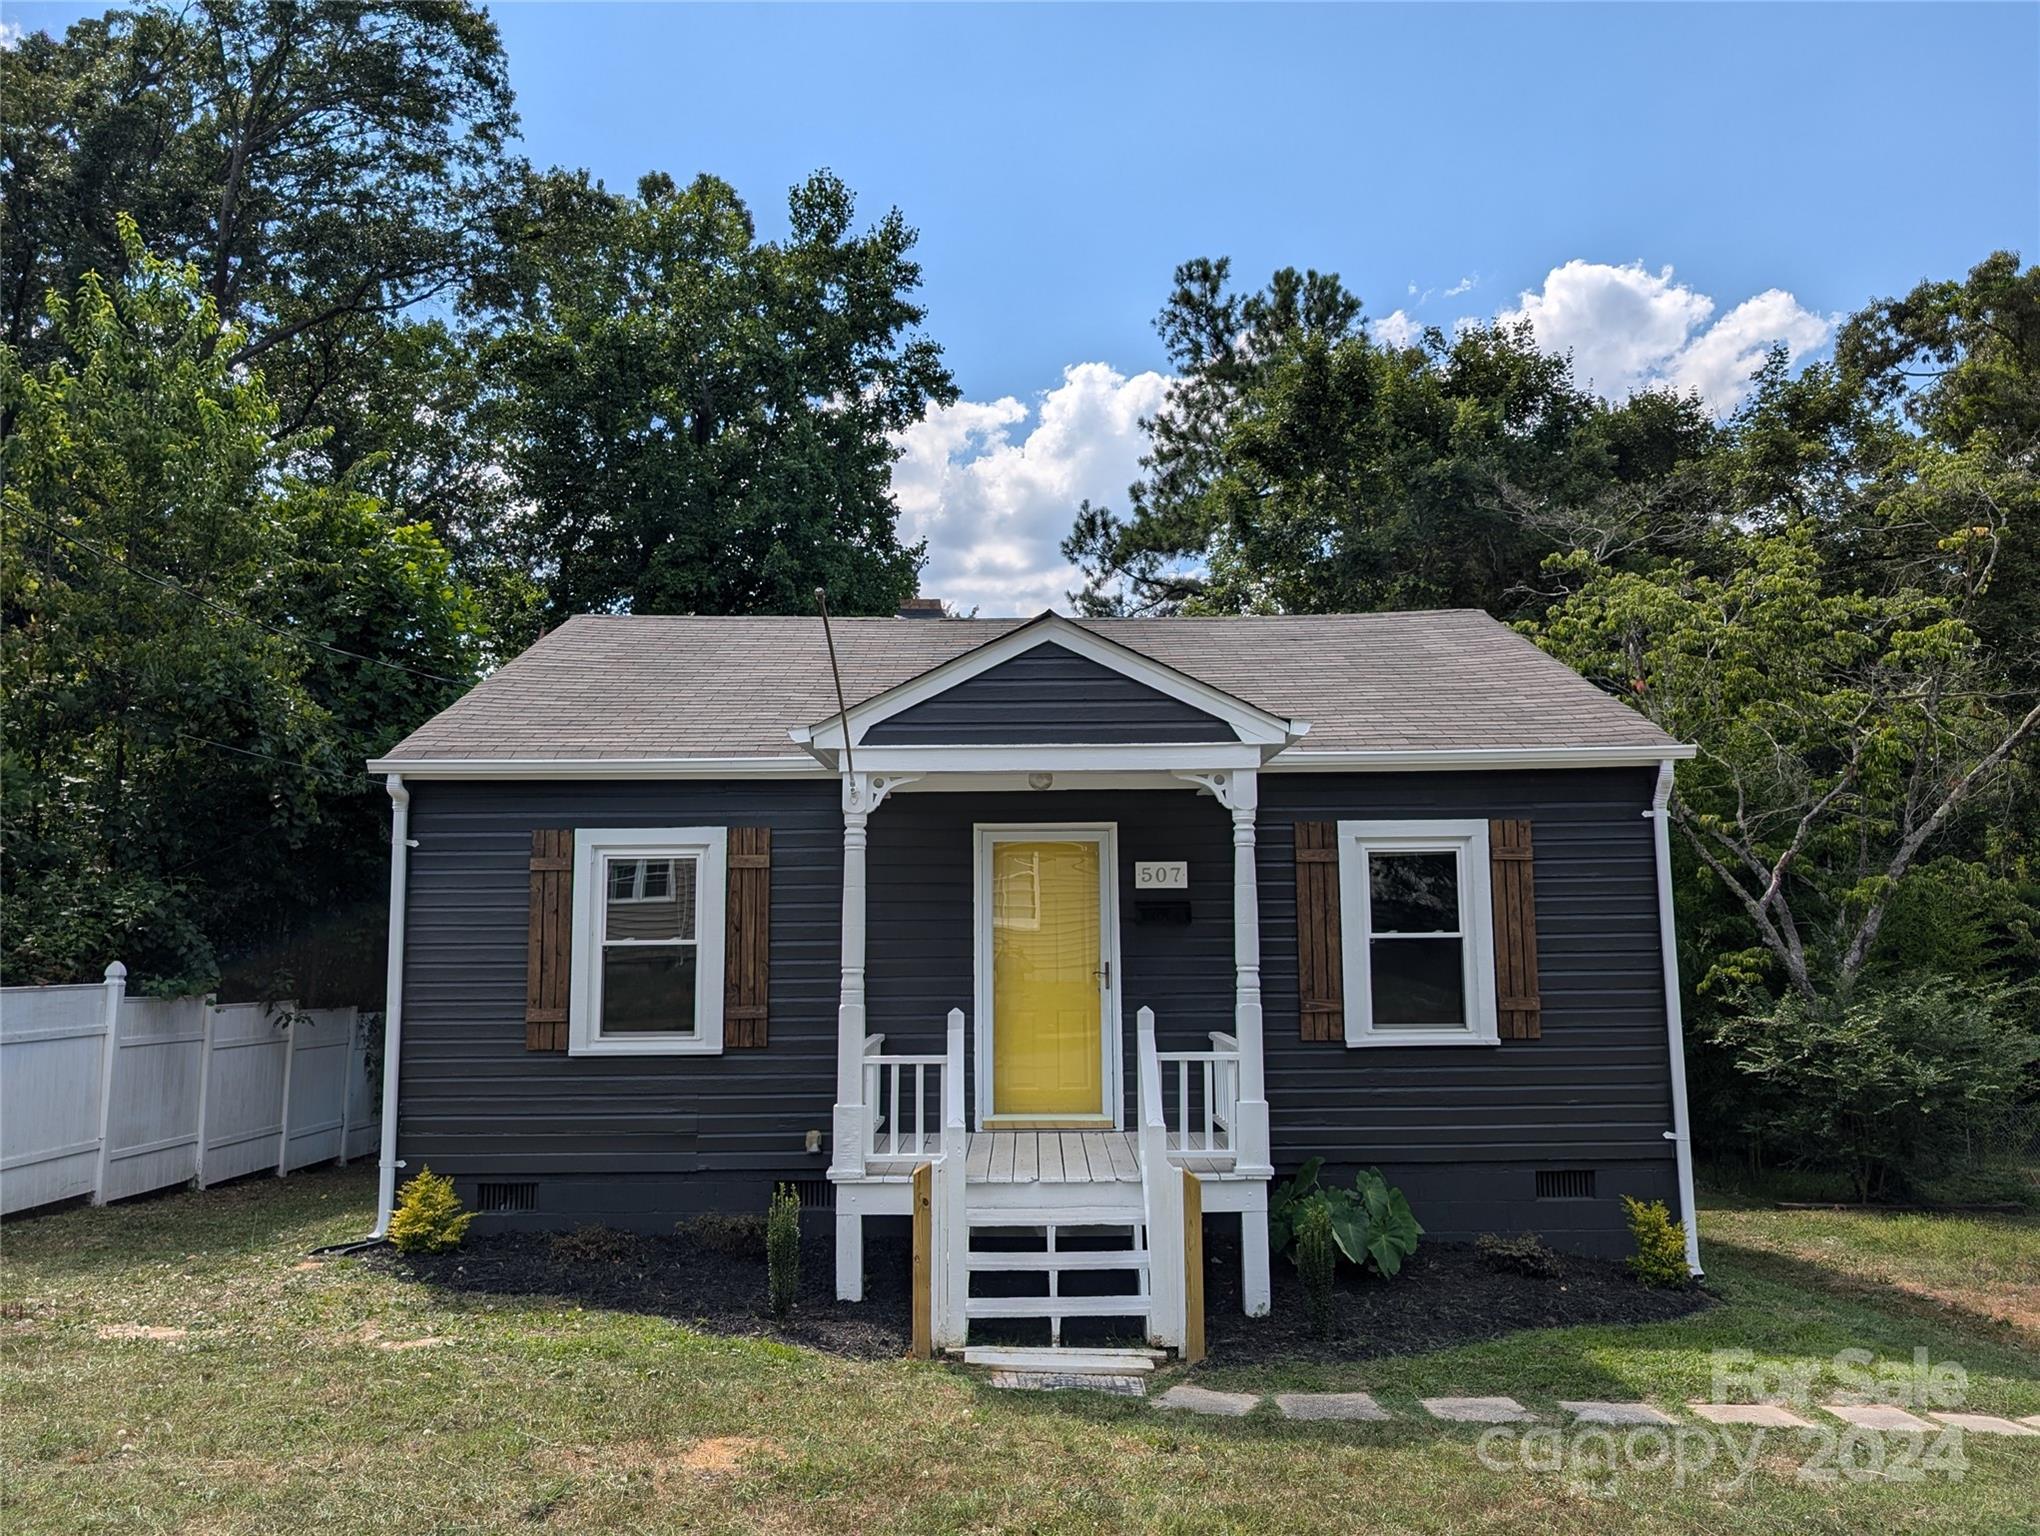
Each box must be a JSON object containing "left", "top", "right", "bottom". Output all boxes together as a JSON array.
[
  {"left": 861, "top": 1033, "right": 950, "bottom": 1164},
  {"left": 1135, "top": 1006, "right": 1187, "bottom": 1348},
  {"left": 1156, "top": 1031, "right": 1240, "bottom": 1158}
]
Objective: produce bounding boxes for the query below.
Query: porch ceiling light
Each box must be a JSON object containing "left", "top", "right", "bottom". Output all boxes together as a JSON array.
[{"left": 1028, "top": 772, "right": 1054, "bottom": 791}]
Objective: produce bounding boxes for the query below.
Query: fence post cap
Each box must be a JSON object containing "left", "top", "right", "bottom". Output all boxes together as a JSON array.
[{"left": 103, "top": 961, "right": 128, "bottom": 982}]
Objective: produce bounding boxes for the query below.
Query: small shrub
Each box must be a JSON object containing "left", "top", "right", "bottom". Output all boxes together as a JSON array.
[
  {"left": 548, "top": 1225, "right": 642, "bottom": 1264},
  {"left": 766, "top": 1184, "right": 801, "bottom": 1317},
  {"left": 683, "top": 1212, "right": 768, "bottom": 1258},
  {"left": 1622, "top": 1195, "right": 1689, "bottom": 1288},
  {"left": 1476, "top": 1231, "right": 1563, "bottom": 1278},
  {"left": 388, "top": 1166, "right": 474, "bottom": 1254},
  {"left": 1268, "top": 1158, "right": 1424, "bottom": 1278},
  {"left": 1297, "top": 1201, "right": 1337, "bottom": 1339}
]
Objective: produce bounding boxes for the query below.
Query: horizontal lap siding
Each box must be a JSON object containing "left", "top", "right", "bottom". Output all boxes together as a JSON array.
[
  {"left": 1260, "top": 770, "right": 1677, "bottom": 1174},
  {"left": 861, "top": 644, "right": 1236, "bottom": 744},
  {"left": 400, "top": 781, "right": 841, "bottom": 1191}
]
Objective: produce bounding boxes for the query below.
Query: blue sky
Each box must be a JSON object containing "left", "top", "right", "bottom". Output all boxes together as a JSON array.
[{"left": 8, "top": 2, "right": 2038, "bottom": 612}]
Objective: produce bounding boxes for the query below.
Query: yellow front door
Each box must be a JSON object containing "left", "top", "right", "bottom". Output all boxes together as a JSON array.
[{"left": 990, "top": 838, "right": 1105, "bottom": 1117}]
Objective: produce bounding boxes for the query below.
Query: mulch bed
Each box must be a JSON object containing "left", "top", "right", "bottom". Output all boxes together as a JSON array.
[
  {"left": 1202, "top": 1232, "right": 1713, "bottom": 1364},
  {"left": 366, "top": 1227, "right": 917, "bottom": 1361},
  {"left": 364, "top": 1227, "right": 1709, "bottom": 1366}
]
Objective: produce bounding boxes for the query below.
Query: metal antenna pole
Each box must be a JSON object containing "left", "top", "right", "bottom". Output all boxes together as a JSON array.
[{"left": 816, "top": 587, "right": 856, "bottom": 783}]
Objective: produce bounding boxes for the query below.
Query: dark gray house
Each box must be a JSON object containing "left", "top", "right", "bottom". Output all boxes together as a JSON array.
[{"left": 366, "top": 608, "right": 1699, "bottom": 1350}]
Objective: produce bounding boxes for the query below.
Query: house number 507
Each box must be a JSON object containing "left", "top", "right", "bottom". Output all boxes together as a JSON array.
[{"left": 1135, "top": 861, "right": 1188, "bottom": 890}]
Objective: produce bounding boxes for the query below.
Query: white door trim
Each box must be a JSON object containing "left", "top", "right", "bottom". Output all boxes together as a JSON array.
[{"left": 971, "top": 822, "right": 1123, "bottom": 1130}]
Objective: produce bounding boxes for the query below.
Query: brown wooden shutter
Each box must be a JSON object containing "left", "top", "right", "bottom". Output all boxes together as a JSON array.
[
  {"left": 526, "top": 829, "right": 572, "bottom": 1051},
  {"left": 1293, "top": 821, "right": 1344, "bottom": 1041},
  {"left": 1489, "top": 819, "right": 1541, "bottom": 1040},
  {"left": 724, "top": 827, "right": 771, "bottom": 1047}
]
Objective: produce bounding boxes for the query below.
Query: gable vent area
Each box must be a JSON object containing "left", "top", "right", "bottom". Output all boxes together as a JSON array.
[{"left": 1534, "top": 1169, "right": 1596, "bottom": 1201}]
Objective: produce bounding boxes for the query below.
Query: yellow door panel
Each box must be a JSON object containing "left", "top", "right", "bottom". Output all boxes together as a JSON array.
[{"left": 992, "top": 839, "right": 1103, "bottom": 1117}]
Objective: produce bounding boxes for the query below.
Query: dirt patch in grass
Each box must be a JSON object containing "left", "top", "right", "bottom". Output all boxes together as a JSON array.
[
  {"left": 94, "top": 1323, "right": 188, "bottom": 1342},
  {"left": 368, "top": 1229, "right": 913, "bottom": 1360},
  {"left": 1202, "top": 1235, "right": 1712, "bottom": 1364}
]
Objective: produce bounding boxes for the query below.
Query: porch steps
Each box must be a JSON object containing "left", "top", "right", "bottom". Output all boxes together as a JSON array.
[
  {"left": 962, "top": 1207, "right": 1150, "bottom": 1345},
  {"left": 962, "top": 1346, "right": 1162, "bottom": 1374}
]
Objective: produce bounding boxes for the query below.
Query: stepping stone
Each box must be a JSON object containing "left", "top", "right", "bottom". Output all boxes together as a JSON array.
[
  {"left": 1155, "top": 1384, "right": 1258, "bottom": 1417},
  {"left": 1929, "top": 1412, "right": 2040, "bottom": 1437},
  {"left": 965, "top": 1346, "right": 1157, "bottom": 1374},
  {"left": 1422, "top": 1396, "right": 1534, "bottom": 1424},
  {"left": 1561, "top": 1401, "right": 1675, "bottom": 1426},
  {"left": 1824, "top": 1403, "right": 1932, "bottom": 1432},
  {"left": 1688, "top": 1403, "right": 1814, "bottom": 1428},
  {"left": 1274, "top": 1392, "right": 1390, "bottom": 1422},
  {"left": 990, "top": 1370, "right": 1145, "bottom": 1397}
]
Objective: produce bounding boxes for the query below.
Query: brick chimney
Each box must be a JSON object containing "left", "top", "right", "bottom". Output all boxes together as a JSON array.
[{"left": 896, "top": 597, "right": 946, "bottom": 619}]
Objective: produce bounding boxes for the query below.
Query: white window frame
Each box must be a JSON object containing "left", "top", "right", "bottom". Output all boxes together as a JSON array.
[
  {"left": 569, "top": 827, "right": 727, "bottom": 1056},
  {"left": 1336, "top": 818, "right": 1497, "bottom": 1047}
]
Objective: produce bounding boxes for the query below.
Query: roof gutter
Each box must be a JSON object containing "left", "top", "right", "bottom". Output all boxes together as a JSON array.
[
  {"left": 1647, "top": 758, "right": 1703, "bottom": 1277},
  {"left": 371, "top": 774, "right": 411, "bottom": 1239}
]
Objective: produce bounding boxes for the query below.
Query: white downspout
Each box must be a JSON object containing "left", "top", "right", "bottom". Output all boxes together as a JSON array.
[
  {"left": 371, "top": 774, "right": 412, "bottom": 1238},
  {"left": 1647, "top": 758, "right": 1703, "bottom": 1277}
]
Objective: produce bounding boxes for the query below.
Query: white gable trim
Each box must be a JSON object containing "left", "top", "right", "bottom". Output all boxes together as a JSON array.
[{"left": 791, "top": 612, "right": 1307, "bottom": 758}]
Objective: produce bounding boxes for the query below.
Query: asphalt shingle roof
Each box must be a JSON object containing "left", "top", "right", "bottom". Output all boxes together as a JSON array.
[{"left": 376, "top": 610, "right": 1677, "bottom": 762}]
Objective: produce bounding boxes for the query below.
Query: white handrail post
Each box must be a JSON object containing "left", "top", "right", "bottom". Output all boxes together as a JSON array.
[
  {"left": 89, "top": 961, "right": 127, "bottom": 1205},
  {"left": 1136, "top": 1006, "right": 1184, "bottom": 1347},
  {"left": 936, "top": 1008, "right": 968, "bottom": 1348},
  {"left": 193, "top": 993, "right": 217, "bottom": 1188}
]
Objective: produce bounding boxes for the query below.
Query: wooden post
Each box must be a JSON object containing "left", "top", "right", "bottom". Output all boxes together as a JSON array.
[
  {"left": 911, "top": 1161, "right": 934, "bottom": 1360},
  {"left": 274, "top": 1004, "right": 299, "bottom": 1177},
  {"left": 192, "top": 995, "right": 217, "bottom": 1188},
  {"left": 89, "top": 962, "right": 128, "bottom": 1205},
  {"left": 1181, "top": 1168, "right": 1205, "bottom": 1365}
]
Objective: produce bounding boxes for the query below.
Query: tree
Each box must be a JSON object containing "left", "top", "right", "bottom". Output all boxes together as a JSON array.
[
  {"left": 0, "top": 220, "right": 477, "bottom": 991},
  {"left": 0, "top": 0, "right": 520, "bottom": 445},
  {"left": 487, "top": 169, "right": 955, "bottom": 621},
  {"left": 1533, "top": 528, "right": 2039, "bottom": 1000},
  {"left": 1063, "top": 257, "right": 1715, "bottom": 616}
]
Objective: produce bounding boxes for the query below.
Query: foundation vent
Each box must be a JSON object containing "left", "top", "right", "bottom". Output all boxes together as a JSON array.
[
  {"left": 1534, "top": 1169, "right": 1596, "bottom": 1201},
  {"left": 474, "top": 1180, "right": 538, "bottom": 1213}
]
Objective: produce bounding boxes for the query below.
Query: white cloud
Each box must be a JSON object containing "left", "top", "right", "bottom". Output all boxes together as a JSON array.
[
  {"left": 1373, "top": 309, "right": 1422, "bottom": 348},
  {"left": 0, "top": 20, "right": 24, "bottom": 49},
  {"left": 1444, "top": 272, "right": 1479, "bottom": 298},
  {"left": 890, "top": 362, "right": 1172, "bottom": 616},
  {"left": 1498, "top": 260, "right": 1831, "bottom": 415}
]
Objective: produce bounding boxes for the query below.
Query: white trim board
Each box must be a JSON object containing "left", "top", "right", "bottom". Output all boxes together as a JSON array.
[
  {"left": 972, "top": 822, "right": 1125, "bottom": 1129},
  {"left": 368, "top": 744, "right": 1691, "bottom": 779}
]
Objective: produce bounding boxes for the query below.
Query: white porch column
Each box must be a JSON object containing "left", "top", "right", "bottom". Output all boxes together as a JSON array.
[
  {"left": 830, "top": 772, "right": 918, "bottom": 1301},
  {"left": 832, "top": 775, "right": 873, "bottom": 1299}
]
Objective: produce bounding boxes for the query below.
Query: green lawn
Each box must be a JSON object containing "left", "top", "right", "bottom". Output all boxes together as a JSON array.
[{"left": 3, "top": 1169, "right": 2036, "bottom": 1535}]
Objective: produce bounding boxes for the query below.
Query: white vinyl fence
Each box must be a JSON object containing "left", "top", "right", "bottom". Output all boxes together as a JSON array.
[{"left": 0, "top": 963, "right": 380, "bottom": 1216}]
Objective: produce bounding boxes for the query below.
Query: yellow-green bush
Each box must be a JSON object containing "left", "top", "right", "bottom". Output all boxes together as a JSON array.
[
  {"left": 1621, "top": 1195, "right": 1689, "bottom": 1287},
  {"left": 389, "top": 1166, "right": 475, "bottom": 1254}
]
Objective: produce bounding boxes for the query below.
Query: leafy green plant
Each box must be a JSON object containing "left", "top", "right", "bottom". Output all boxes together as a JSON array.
[
  {"left": 766, "top": 1184, "right": 801, "bottom": 1317},
  {"left": 388, "top": 1167, "right": 474, "bottom": 1254},
  {"left": 1296, "top": 1201, "right": 1337, "bottom": 1338},
  {"left": 1622, "top": 1196, "right": 1690, "bottom": 1288},
  {"left": 1268, "top": 1158, "right": 1424, "bottom": 1279}
]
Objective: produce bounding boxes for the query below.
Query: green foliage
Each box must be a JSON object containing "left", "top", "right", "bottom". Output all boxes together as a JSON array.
[
  {"left": 1062, "top": 257, "right": 1715, "bottom": 616},
  {"left": 1295, "top": 1200, "right": 1337, "bottom": 1339},
  {"left": 1621, "top": 1196, "right": 1690, "bottom": 1288},
  {"left": 766, "top": 1184, "right": 801, "bottom": 1317},
  {"left": 1268, "top": 1158, "right": 1424, "bottom": 1279},
  {"left": 487, "top": 168, "right": 955, "bottom": 623},
  {"left": 0, "top": 225, "right": 477, "bottom": 993},
  {"left": 1708, "top": 979, "right": 2039, "bottom": 1202},
  {"left": 1475, "top": 1232, "right": 1563, "bottom": 1279},
  {"left": 388, "top": 1167, "right": 474, "bottom": 1255}
]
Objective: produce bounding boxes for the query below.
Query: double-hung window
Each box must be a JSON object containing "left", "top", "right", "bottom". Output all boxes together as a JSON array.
[
  {"left": 569, "top": 828, "right": 727, "bottom": 1055},
  {"left": 1336, "top": 819, "right": 1497, "bottom": 1046}
]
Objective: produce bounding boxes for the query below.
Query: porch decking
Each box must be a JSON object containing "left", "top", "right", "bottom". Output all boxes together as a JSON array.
[{"left": 865, "top": 1130, "right": 1241, "bottom": 1184}]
